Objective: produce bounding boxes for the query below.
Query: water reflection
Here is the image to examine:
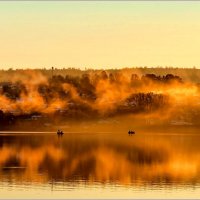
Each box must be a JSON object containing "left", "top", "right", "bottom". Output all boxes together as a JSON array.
[{"left": 0, "top": 132, "right": 200, "bottom": 188}]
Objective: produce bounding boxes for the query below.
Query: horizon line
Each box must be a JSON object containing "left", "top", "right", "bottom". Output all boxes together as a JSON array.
[{"left": 0, "top": 66, "right": 199, "bottom": 71}]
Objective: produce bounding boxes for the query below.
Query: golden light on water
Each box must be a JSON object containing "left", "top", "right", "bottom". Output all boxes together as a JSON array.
[
  {"left": 0, "top": 132, "right": 200, "bottom": 185},
  {"left": 0, "top": 1, "right": 200, "bottom": 199}
]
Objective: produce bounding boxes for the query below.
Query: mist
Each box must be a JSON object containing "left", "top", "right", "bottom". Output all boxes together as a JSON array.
[{"left": 0, "top": 69, "right": 200, "bottom": 127}]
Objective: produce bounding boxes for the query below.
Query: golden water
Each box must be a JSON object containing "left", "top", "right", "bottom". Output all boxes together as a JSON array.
[{"left": 0, "top": 129, "right": 200, "bottom": 199}]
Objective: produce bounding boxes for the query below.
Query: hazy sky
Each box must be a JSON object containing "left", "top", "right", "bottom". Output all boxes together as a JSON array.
[{"left": 1, "top": 1, "right": 200, "bottom": 69}]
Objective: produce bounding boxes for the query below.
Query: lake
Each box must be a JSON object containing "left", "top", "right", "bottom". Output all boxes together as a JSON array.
[{"left": 0, "top": 129, "right": 200, "bottom": 199}]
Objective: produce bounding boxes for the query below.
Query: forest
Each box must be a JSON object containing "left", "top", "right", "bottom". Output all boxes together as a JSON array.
[{"left": 0, "top": 67, "right": 200, "bottom": 127}]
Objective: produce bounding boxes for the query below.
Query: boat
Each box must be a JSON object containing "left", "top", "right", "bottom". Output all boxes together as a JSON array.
[
  {"left": 128, "top": 130, "right": 135, "bottom": 135},
  {"left": 57, "top": 130, "right": 64, "bottom": 136}
]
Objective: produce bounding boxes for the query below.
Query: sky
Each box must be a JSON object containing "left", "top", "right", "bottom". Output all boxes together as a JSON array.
[{"left": 0, "top": 1, "right": 200, "bottom": 69}]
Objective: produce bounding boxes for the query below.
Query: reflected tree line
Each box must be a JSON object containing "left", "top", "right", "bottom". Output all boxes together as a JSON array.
[{"left": 0, "top": 134, "right": 199, "bottom": 185}]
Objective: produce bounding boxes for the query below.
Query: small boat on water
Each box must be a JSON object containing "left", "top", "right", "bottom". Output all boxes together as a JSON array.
[
  {"left": 128, "top": 130, "right": 135, "bottom": 135},
  {"left": 57, "top": 130, "right": 64, "bottom": 136}
]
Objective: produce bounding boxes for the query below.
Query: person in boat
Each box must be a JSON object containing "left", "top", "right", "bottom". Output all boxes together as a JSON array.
[
  {"left": 60, "top": 130, "right": 64, "bottom": 135},
  {"left": 128, "top": 130, "right": 135, "bottom": 135},
  {"left": 57, "top": 130, "right": 64, "bottom": 136}
]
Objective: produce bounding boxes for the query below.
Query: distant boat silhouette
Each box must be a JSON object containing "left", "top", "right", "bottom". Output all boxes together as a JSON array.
[
  {"left": 128, "top": 130, "right": 135, "bottom": 135},
  {"left": 57, "top": 130, "right": 64, "bottom": 136}
]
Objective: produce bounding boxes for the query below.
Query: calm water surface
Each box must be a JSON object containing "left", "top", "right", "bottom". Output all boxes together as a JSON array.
[{"left": 0, "top": 130, "right": 200, "bottom": 199}]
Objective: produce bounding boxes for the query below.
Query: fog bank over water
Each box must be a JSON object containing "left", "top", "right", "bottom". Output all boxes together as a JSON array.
[{"left": 0, "top": 68, "right": 200, "bottom": 129}]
